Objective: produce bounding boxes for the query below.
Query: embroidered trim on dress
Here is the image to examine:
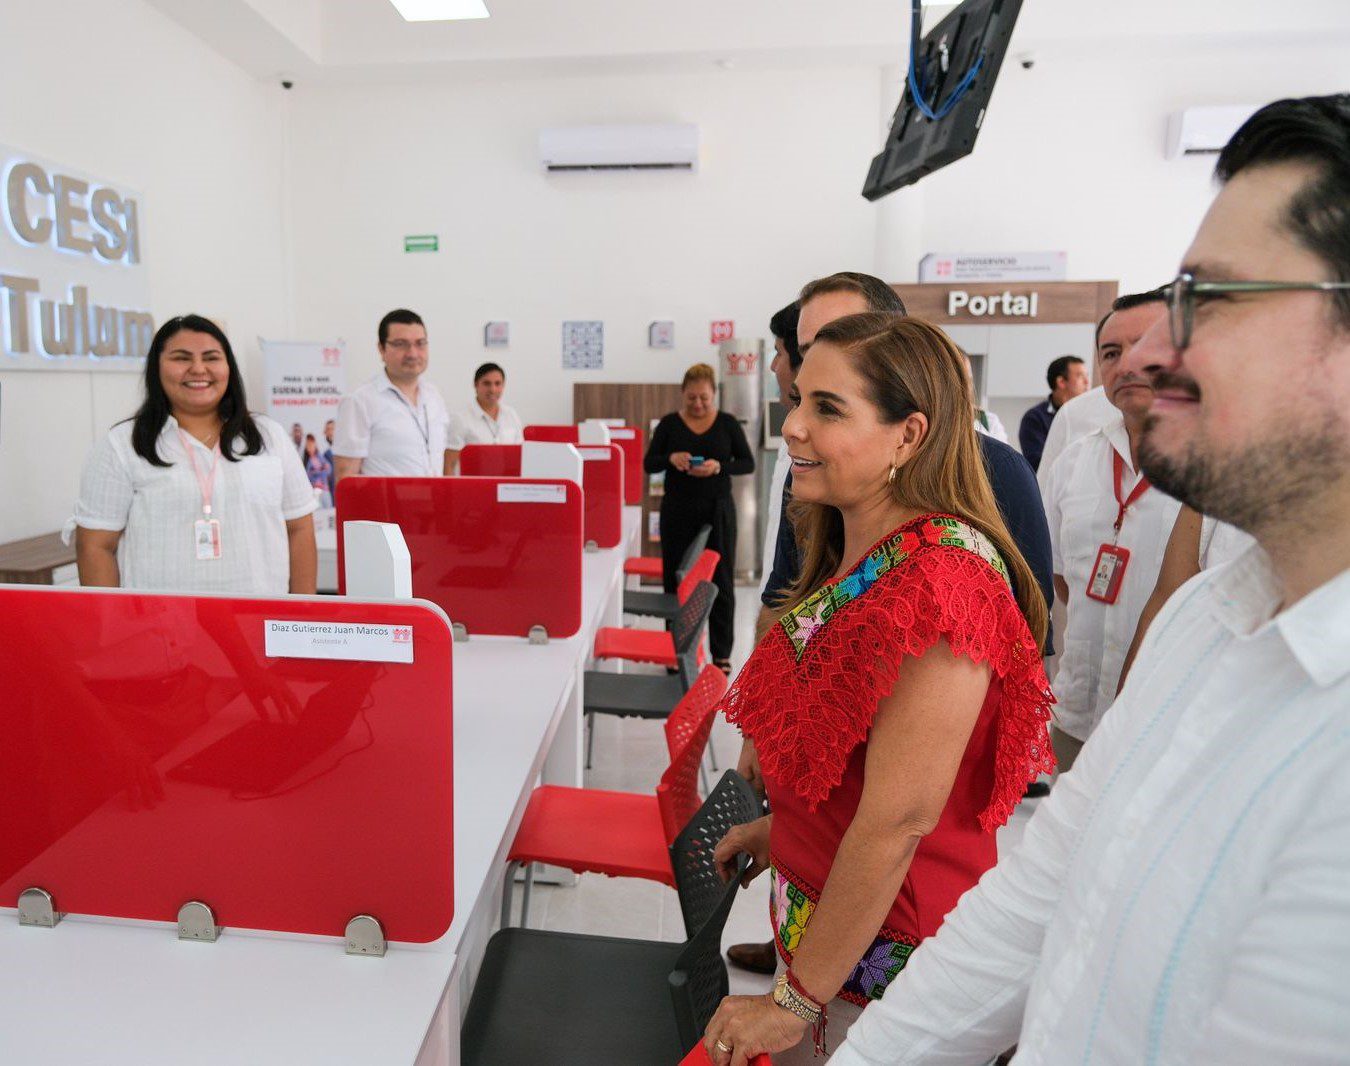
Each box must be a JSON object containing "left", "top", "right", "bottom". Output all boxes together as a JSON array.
[
  {"left": 769, "top": 860, "right": 920, "bottom": 1007},
  {"left": 721, "top": 513, "right": 1055, "bottom": 830}
]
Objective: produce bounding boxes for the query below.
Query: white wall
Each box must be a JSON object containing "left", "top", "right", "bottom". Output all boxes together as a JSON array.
[
  {"left": 0, "top": 0, "right": 289, "bottom": 543},
  {"left": 283, "top": 66, "right": 884, "bottom": 425},
  {"left": 907, "top": 35, "right": 1350, "bottom": 295}
]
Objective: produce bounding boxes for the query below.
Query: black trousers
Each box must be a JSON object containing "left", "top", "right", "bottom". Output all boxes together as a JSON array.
[{"left": 660, "top": 493, "right": 737, "bottom": 661}]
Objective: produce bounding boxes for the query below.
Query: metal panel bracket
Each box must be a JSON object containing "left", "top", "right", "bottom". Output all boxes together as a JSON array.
[
  {"left": 584, "top": 540, "right": 599, "bottom": 553},
  {"left": 451, "top": 621, "right": 469, "bottom": 643},
  {"left": 528, "top": 625, "right": 549, "bottom": 645},
  {"left": 177, "top": 901, "right": 221, "bottom": 943},
  {"left": 17, "top": 887, "right": 62, "bottom": 929},
  {"left": 345, "top": 914, "right": 386, "bottom": 957}
]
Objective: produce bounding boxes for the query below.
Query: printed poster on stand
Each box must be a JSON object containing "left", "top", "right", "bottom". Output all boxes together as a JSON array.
[{"left": 261, "top": 338, "right": 347, "bottom": 510}]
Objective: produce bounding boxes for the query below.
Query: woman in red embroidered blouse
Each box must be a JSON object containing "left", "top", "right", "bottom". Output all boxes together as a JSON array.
[{"left": 702, "top": 314, "right": 1054, "bottom": 1065}]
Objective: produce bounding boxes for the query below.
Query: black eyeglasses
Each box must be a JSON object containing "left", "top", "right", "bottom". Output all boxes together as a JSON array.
[{"left": 1162, "top": 271, "right": 1350, "bottom": 350}]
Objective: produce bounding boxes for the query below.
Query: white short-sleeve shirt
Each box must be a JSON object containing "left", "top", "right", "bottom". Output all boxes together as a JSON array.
[
  {"left": 73, "top": 414, "right": 317, "bottom": 595},
  {"left": 1043, "top": 414, "right": 1181, "bottom": 740},
  {"left": 332, "top": 370, "right": 453, "bottom": 476},
  {"left": 452, "top": 400, "right": 524, "bottom": 446},
  {"left": 1036, "top": 385, "right": 1116, "bottom": 497}
]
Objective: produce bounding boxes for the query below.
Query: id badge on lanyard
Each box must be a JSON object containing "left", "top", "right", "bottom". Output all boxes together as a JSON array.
[
  {"left": 179, "top": 429, "right": 223, "bottom": 561},
  {"left": 1086, "top": 451, "right": 1149, "bottom": 605}
]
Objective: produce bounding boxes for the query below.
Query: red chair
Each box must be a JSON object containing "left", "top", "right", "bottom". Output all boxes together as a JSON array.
[
  {"left": 625, "top": 549, "right": 720, "bottom": 621},
  {"left": 680, "top": 1045, "right": 773, "bottom": 1066},
  {"left": 626, "top": 523, "right": 711, "bottom": 583},
  {"left": 502, "top": 665, "right": 727, "bottom": 927},
  {"left": 594, "top": 580, "right": 716, "bottom": 672}
]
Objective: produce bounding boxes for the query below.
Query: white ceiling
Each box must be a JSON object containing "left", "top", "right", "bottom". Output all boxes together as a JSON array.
[{"left": 147, "top": 0, "right": 1350, "bottom": 84}]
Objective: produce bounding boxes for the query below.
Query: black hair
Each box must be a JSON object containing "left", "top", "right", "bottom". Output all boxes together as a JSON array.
[
  {"left": 378, "top": 308, "right": 425, "bottom": 346},
  {"left": 769, "top": 302, "right": 803, "bottom": 369},
  {"left": 1096, "top": 288, "right": 1167, "bottom": 346},
  {"left": 131, "top": 314, "right": 262, "bottom": 467},
  {"left": 474, "top": 361, "right": 505, "bottom": 383},
  {"left": 1046, "top": 355, "right": 1085, "bottom": 392},
  {"left": 1215, "top": 95, "right": 1350, "bottom": 326},
  {"left": 799, "top": 272, "right": 908, "bottom": 316}
]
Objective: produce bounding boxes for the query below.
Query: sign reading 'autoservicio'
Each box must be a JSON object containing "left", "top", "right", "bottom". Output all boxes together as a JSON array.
[
  {"left": 1, "top": 145, "right": 152, "bottom": 371},
  {"left": 265, "top": 620, "right": 414, "bottom": 664}
]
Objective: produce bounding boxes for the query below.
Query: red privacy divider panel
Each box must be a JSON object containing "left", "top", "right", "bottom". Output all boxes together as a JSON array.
[
  {"left": 460, "top": 443, "right": 523, "bottom": 477},
  {"left": 606, "top": 426, "right": 644, "bottom": 505},
  {"left": 522, "top": 424, "right": 578, "bottom": 444},
  {"left": 0, "top": 587, "right": 454, "bottom": 942},
  {"left": 337, "top": 476, "right": 584, "bottom": 638},
  {"left": 578, "top": 444, "right": 624, "bottom": 550}
]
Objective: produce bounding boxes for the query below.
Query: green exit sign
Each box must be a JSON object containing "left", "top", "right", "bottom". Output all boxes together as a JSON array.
[{"left": 404, "top": 234, "right": 438, "bottom": 253}]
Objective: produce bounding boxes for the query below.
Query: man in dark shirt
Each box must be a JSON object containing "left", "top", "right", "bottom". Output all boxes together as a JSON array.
[{"left": 1018, "top": 355, "right": 1090, "bottom": 471}]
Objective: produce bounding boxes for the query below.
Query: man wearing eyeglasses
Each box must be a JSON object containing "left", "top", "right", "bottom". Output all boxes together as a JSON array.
[
  {"left": 1039, "top": 291, "right": 1180, "bottom": 772},
  {"left": 332, "top": 308, "right": 460, "bottom": 483},
  {"left": 829, "top": 95, "right": 1350, "bottom": 1066}
]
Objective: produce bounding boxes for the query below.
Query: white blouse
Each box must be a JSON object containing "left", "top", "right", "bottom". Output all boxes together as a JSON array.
[{"left": 73, "top": 414, "right": 317, "bottom": 595}]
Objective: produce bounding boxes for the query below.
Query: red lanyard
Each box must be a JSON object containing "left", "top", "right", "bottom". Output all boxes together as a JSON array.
[
  {"left": 1112, "top": 450, "right": 1150, "bottom": 533},
  {"left": 178, "top": 429, "right": 221, "bottom": 516}
]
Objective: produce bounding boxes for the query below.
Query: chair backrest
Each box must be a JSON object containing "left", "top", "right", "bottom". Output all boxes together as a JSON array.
[
  {"left": 675, "top": 550, "right": 720, "bottom": 606},
  {"left": 671, "top": 581, "right": 717, "bottom": 686},
  {"left": 656, "top": 666, "right": 728, "bottom": 844},
  {"left": 667, "top": 771, "right": 761, "bottom": 1048},
  {"left": 674, "top": 524, "right": 712, "bottom": 584}
]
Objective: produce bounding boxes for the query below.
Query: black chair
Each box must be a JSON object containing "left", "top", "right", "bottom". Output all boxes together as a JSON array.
[
  {"left": 461, "top": 771, "right": 759, "bottom": 1066},
  {"left": 584, "top": 581, "right": 718, "bottom": 770},
  {"left": 624, "top": 521, "right": 712, "bottom": 618}
]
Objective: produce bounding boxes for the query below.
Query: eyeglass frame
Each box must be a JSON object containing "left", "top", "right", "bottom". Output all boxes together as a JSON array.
[
  {"left": 1162, "top": 271, "right": 1350, "bottom": 351},
  {"left": 381, "top": 338, "right": 429, "bottom": 353}
]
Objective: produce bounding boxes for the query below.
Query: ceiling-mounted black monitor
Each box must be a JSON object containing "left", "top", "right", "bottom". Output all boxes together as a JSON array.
[{"left": 863, "top": 0, "right": 1023, "bottom": 201}]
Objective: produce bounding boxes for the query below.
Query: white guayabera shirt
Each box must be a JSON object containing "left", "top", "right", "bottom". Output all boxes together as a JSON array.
[{"left": 829, "top": 543, "right": 1350, "bottom": 1066}]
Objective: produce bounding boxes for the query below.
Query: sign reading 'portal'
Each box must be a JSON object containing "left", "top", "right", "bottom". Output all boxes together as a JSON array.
[{"left": 0, "top": 145, "right": 153, "bottom": 371}]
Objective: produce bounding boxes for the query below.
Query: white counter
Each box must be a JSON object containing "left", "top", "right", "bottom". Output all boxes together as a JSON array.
[{"left": 0, "top": 508, "right": 640, "bottom": 1065}]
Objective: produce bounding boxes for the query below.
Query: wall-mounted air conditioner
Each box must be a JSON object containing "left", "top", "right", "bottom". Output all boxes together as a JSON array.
[
  {"left": 1165, "top": 106, "right": 1258, "bottom": 159},
  {"left": 539, "top": 124, "right": 700, "bottom": 172}
]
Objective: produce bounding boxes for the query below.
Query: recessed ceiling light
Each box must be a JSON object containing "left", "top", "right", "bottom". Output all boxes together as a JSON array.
[{"left": 388, "top": 0, "right": 489, "bottom": 21}]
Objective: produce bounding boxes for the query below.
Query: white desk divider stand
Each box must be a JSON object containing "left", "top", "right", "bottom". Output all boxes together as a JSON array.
[
  {"left": 521, "top": 441, "right": 583, "bottom": 485},
  {"left": 576, "top": 421, "right": 611, "bottom": 445},
  {"left": 342, "top": 520, "right": 413, "bottom": 599}
]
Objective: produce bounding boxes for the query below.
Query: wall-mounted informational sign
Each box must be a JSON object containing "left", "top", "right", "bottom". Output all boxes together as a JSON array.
[
  {"left": 562, "top": 320, "right": 603, "bottom": 370},
  {"left": 919, "top": 251, "right": 1067, "bottom": 283},
  {"left": 648, "top": 320, "right": 674, "bottom": 349},
  {"left": 484, "top": 321, "right": 509, "bottom": 347},
  {"left": 709, "top": 320, "right": 734, "bottom": 344},
  {"left": 403, "top": 234, "right": 438, "bottom": 253},
  {"left": 0, "top": 145, "right": 153, "bottom": 372}
]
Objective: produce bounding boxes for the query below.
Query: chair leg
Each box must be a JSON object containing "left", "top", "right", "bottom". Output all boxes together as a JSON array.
[
  {"left": 699, "top": 758, "right": 710, "bottom": 795},
  {"left": 706, "top": 742, "right": 719, "bottom": 773},
  {"left": 500, "top": 861, "right": 517, "bottom": 928},
  {"left": 585, "top": 711, "right": 596, "bottom": 769},
  {"left": 521, "top": 863, "right": 536, "bottom": 927}
]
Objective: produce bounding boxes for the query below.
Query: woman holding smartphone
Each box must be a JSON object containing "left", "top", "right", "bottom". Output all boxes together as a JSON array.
[{"left": 644, "top": 362, "right": 755, "bottom": 674}]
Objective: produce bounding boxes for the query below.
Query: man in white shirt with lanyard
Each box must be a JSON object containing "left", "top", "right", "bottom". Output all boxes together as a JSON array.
[
  {"left": 1040, "top": 291, "right": 1180, "bottom": 771},
  {"left": 332, "top": 309, "right": 457, "bottom": 482},
  {"left": 829, "top": 94, "right": 1350, "bottom": 1066},
  {"left": 452, "top": 362, "right": 525, "bottom": 448}
]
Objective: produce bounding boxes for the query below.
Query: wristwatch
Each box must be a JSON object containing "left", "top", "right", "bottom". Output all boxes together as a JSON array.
[{"left": 772, "top": 972, "right": 822, "bottom": 1024}]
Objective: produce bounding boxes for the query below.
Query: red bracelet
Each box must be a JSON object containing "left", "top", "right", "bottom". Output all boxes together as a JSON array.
[{"left": 785, "top": 969, "right": 829, "bottom": 1055}]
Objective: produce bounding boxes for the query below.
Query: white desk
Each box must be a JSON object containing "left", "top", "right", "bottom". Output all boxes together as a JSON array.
[{"left": 0, "top": 508, "right": 641, "bottom": 1065}]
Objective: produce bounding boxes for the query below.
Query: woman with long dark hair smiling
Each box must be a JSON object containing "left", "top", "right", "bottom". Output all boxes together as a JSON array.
[
  {"left": 702, "top": 315, "right": 1054, "bottom": 1063},
  {"left": 73, "top": 314, "right": 318, "bottom": 594}
]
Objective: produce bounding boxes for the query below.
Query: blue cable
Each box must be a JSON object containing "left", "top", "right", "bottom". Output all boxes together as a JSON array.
[{"left": 906, "top": 0, "right": 985, "bottom": 122}]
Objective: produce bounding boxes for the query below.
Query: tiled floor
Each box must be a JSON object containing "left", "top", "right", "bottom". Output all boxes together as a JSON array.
[{"left": 525, "top": 578, "right": 1042, "bottom": 998}]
